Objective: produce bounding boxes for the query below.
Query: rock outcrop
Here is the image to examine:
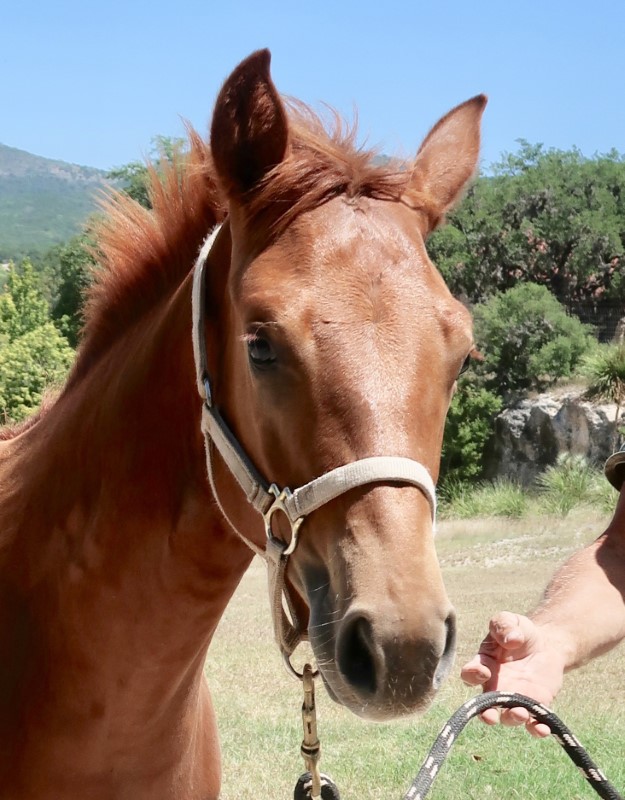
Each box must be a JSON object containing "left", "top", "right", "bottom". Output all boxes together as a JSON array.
[{"left": 485, "top": 388, "right": 620, "bottom": 486}]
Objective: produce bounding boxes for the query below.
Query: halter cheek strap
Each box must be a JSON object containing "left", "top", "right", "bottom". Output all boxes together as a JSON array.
[{"left": 192, "top": 224, "right": 438, "bottom": 669}]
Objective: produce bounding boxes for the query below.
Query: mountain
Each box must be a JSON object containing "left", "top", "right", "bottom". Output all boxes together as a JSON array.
[{"left": 0, "top": 143, "right": 109, "bottom": 262}]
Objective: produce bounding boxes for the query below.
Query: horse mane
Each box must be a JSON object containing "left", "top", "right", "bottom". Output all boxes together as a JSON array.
[
  {"left": 70, "top": 101, "right": 433, "bottom": 381},
  {"left": 0, "top": 411, "right": 43, "bottom": 441},
  {"left": 66, "top": 128, "right": 224, "bottom": 384}
]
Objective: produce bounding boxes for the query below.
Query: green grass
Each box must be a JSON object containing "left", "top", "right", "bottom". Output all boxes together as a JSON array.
[{"left": 207, "top": 508, "right": 625, "bottom": 799}]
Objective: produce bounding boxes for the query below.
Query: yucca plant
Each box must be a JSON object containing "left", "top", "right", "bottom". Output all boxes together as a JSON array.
[
  {"left": 537, "top": 454, "right": 596, "bottom": 516},
  {"left": 439, "top": 478, "right": 527, "bottom": 519},
  {"left": 581, "top": 344, "right": 625, "bottom": 449}
]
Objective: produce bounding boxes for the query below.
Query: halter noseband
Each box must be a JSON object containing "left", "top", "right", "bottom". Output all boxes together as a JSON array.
[{"left": 192, "top": 224, "right": 438, "bottom": 675}]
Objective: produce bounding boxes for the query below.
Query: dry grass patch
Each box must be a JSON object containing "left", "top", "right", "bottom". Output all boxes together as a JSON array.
[{"left": 207, "top": 508, "right": 625, "bottom": 799}]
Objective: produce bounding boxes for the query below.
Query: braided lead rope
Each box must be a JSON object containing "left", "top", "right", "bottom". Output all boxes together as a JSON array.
[{"left": 403, "top": 691, "right": 623, "bottom": 800}]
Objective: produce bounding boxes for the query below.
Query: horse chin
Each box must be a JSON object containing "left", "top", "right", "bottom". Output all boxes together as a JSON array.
[{"left": 316, "top": 663, "right": 437, "bottom": 721}]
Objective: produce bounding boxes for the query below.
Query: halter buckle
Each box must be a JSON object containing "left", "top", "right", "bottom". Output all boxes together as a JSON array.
[{"left": 263, "top": 484, "right": 304, "bottom": 557}]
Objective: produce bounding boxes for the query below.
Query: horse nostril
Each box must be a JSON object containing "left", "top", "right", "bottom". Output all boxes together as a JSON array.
[
  {"left": 336, "top": 613, "right": 378, "bottom": 696},
  {"left": 433, "top": 611, "right": 457, "bottom": 689}
]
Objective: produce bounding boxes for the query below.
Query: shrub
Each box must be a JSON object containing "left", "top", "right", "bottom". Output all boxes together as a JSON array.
[
  {"left": 589, "top": 471, "right": 620, "bottom": 515},
  {"left": 473, "top": 283, "right": 595, "bottom": 396},
  {"left": 440, "top": 377, "right": 502, "bottom": 485}
]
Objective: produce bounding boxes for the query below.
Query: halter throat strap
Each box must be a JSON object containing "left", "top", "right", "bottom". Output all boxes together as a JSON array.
[{"left": 192, "top": 224, "right": 438, "bottom": 663}]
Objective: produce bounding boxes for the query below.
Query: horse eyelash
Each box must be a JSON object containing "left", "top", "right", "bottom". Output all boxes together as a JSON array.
[{"left": 240, "top": 322, "right": 280, "bottom": 344}]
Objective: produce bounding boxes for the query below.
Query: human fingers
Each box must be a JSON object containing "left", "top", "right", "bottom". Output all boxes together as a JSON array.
[
  {"left": 479, "top": 707, "right": 500, "bottom": 726},
  {"left": 499, "top": 706, "right": 531, "bottom": 727},
  {"left": 481, "top": 707, "right": 552, "bottom": 735},
  {"left": 498, "top": 707, "right": 552, "bottom": 735},
  {"left": 526, "top": 718, "right": 552, "bottom": 738}
]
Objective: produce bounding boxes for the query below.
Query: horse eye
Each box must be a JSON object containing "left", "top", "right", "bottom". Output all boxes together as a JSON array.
[{"left": 247, "top": 335, "right": 277, "bottom": 370}]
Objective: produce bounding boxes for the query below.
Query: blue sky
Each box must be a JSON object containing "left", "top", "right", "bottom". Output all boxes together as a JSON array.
[{"left": 3, "top": 0, "right": 624, "bottom": 172}]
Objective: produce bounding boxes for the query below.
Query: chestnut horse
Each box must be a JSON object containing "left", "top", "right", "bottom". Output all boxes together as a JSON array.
[{"left": 0, "top": 51, "right": 484, "bottom": 798}]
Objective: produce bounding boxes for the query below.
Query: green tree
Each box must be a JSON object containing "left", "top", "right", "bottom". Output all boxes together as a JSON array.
[
  {"left": 429, "top": 141, "right": 625, "bottom": 337},
  {"left": 0, "top": 261, "right": 49, "bottom": 340},
  {"left": 0, "top": 323, "right": 74, "bottom": 423},
  {"left": 0, "top": 260, "right": 74, "bottom": 423},
  {"left": 107, "top": 135, "right": 185, "bottom": 209},
  {"left": 46, "top": 233, "right": 96, "bottom": 347}
]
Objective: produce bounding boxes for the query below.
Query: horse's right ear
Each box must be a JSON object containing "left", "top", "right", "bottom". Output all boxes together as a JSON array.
[{"left": 210, "top": 49, "right": 289, "bottom": 201}]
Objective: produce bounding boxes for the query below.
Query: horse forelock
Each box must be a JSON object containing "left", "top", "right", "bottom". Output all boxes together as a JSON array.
[{"left": 246, "top": 100, "right": 439, "bottom": 233}]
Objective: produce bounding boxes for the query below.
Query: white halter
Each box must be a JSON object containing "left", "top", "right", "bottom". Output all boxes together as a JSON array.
[{"left": 191, "top": 224, "right": 437, "bottom": 673}]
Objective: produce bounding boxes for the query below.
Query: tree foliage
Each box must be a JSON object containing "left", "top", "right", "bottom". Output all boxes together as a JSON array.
[
  {"left": 0, "top": 261, "right": 49, "bottom": 339},
  {"left": 106, "top": 136, "right": 185, "bottom": 209},
  {"left": 33, "top": 233, "right": 96, "bottom": 347},
  {"left": 0, "top": 262, "right": 74, "bottom": 423},
  {"left": 46, "top": 233, "right": 96, "bottom": 347},
  {"left": 0, "top": 323, "right": 74, "bottom": 423},
  {"left": 429, "top": 141, "right": 625, "bottom": 338}
]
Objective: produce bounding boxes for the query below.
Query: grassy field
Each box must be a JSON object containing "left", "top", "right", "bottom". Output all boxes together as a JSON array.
[{"left": 206, "top": 507, "right": 625, "bottom": 800}]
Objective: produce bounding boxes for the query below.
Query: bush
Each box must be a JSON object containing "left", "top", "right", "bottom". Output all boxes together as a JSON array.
[
  {"left": 589, "top": 472, "right": 620, "bottom": 515},
  {"left": 440, "top": 377, "right": 502, "bottom": 484},
  {"left": 535, "top": 454, "right": 618, "bottom": 517},
  {"left": 474, "top": 283, "right": 595, "bottom": 396}
]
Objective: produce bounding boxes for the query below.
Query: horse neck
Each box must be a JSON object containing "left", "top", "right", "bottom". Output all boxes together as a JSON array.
[{"left": 0, "top": 275, "right": 254, "bottom": 739}]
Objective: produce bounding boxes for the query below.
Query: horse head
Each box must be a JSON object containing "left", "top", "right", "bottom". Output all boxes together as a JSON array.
[{"left": 200, "top": 50, "right": 485, "bottom": 720}]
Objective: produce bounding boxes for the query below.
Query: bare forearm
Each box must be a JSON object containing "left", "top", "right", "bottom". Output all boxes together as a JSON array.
[{"left": 531, "top": 489, "right": 625, "bottom": 671}]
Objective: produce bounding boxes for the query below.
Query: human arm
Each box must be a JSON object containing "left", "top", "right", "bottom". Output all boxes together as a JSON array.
[{"left": 461, "top": 484, "right": 625, "bottom": 736}]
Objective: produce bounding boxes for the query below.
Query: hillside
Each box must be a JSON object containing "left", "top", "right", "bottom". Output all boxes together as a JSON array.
[{"left": 0, "top": 143, "right": 108, "bottom": 261}]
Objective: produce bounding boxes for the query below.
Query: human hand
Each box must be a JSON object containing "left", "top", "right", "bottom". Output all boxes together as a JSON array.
[{"left": 460, "top": 611, "right": 566, "bottom": 737}]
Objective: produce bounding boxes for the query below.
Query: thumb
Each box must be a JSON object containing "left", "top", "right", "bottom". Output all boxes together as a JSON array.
[{"left": 489, "top": 612, "right": 538, "bottom": 651}]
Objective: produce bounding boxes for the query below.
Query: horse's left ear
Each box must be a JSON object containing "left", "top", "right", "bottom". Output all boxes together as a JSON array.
[
  {"left": 210, "top": 49, "right": 289, "bottom": 201},
  {"left": 410, "top": 95, "right": 487, "bottom": 232}
]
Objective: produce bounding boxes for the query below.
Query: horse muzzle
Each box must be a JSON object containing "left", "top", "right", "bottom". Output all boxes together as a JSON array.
[{"left": 311, "top": 603, "right": 457, "bottom": 720}]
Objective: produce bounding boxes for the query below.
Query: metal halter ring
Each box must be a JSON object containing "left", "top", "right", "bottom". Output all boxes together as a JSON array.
[
  {"left": 283, "top": 652, "right": 320, "bottom": 682},
  {"left": 263, "top": 484, "right": 305, "bottom": 557}
]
